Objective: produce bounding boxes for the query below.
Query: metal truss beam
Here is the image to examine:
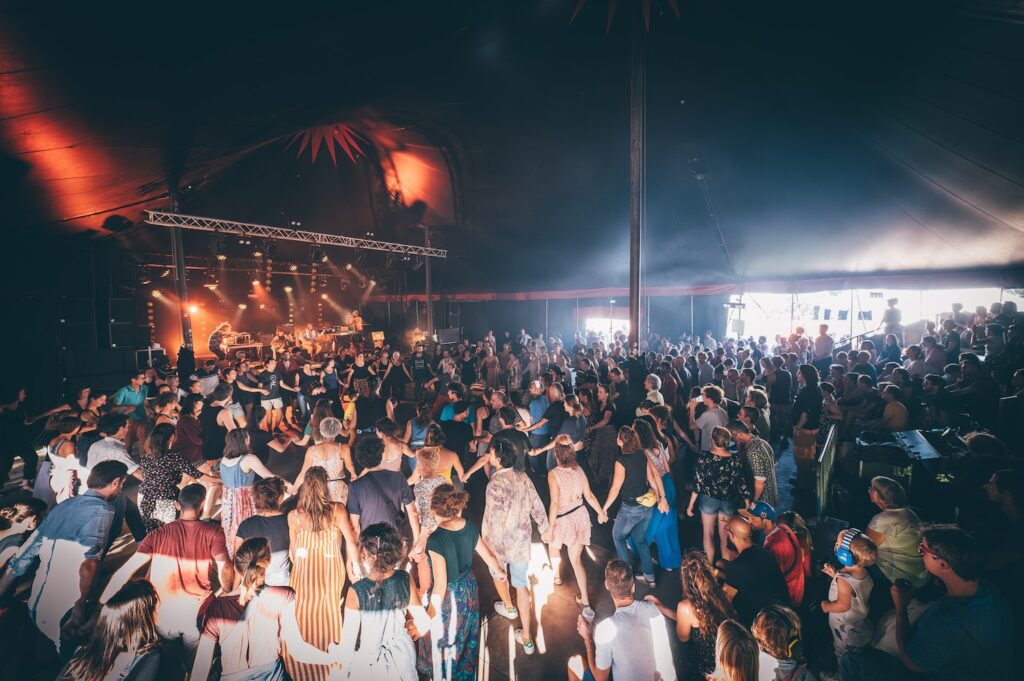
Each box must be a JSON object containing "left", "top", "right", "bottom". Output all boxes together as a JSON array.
[{"left": 144, "top": 210, "right": 447, "bottom": 258}]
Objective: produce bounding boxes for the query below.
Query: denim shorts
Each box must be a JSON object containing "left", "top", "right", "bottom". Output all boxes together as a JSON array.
[
  {"left": 698, "top": 495, "right": 739, "bottom": 517},
  {"left": 507, "top": 561, "right": 530, "bottom": 588}
]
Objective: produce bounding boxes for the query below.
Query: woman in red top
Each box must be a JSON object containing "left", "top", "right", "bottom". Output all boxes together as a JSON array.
[{"left": 173, "top": 395, "right": 204, "bottom": 464}]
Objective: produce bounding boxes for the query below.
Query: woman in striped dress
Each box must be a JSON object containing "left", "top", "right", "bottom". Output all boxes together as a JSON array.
[{"left": 285, "top": 466, "right": 357, "bottom": 681}]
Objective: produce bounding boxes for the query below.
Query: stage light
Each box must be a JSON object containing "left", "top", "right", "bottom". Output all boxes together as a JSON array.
[
  {"left": 369, "top": 279, "right": 376, "bottom": 287},
  {"left": 252, "top": 279, "right": 260, "bottom": 286},
  {"left": 204, "top": 283, "right": 218, "bottom": 290},
  {"left": 188, "top": 305, "right": 198, "bottom": 314},
  {"left": 151, "top": 290, "right": 162, "bottom": 298},
  {"left": 259, "top": 304, "right": 266, "bottom": 309},
  {"left": 238, "top": 303, "right": 247, "bottom": 309},
  {"left": 253, "top": 246, "right": 263, "bottom": 258},
  {"left": 159, "top": 268, "right": 172, "bottom": 279},
  {"left": 211, "top": 233, "right": 227, "bottom": 260},
  {"left": 345, "top": 263, "right": 352, "bottom": 271},
  {"left": 284, "top": 286, "right": 293, "bottom": 293},
  {"left": 311, "top": 248, "right": 328, "bottom": 264},
  {"left": 289, "top": 263, "right": 298, "bottom": 272},
  {"left": 321, "top": 293, "right": 328, "bottom": 300}
]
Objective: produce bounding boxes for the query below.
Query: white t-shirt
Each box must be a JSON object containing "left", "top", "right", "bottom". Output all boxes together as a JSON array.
[{"left": 594, "top": 600, "right": 676, "bottom": 681}]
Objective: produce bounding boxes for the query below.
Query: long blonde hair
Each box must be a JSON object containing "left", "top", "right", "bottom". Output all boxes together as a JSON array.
[
  {"left": 234, "top": 537, "right": 271, "bottom": 606},
  {"left": 65, "top": 580, "right": 160, "bottom": 681},
  {"left": 715, "top": 619, "right": 759, "bottom": 681},
  {"left": 297, "top": 466, "right": 333, "bottom": 533}
]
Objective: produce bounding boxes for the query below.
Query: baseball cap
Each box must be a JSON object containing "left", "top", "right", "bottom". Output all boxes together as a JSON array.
[{"left": 739, "top": 500, "right": 777, "bottom": 522}]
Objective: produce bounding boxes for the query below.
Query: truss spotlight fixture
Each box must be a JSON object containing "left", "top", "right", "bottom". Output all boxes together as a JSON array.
[
  {"left": 238, "top": 303, "right": 247, "bottom": 310},
  {"left": 253, "top": 246, "right": 263, "bottom": 258},
  {"left": 289, "top": 263, "right": 298, "bottom": 272},
  {"left": 210, "top": 234, "right": 227, "bottom": 261},
  {"left": 188, "top": 305, "right": 198, "bottom": 314},
  {"left": 251, "top": 279, "right": 260, "bottom": 286},
  {"left": 321, "top": 293, "right": 328, "bottom": 300},
  {"left": 284, "top": 285, "right": 293, "bottom": 293},
  {"left": 345, "top": 263, "right": 352, "bottom": 271},
  {"left": 369, "top": 279, "right": 376, "bottom": 287},
  {"left": 151, "top": 290, "right": 162, "bottom": 298},
  {"left": 159, "top": 268, "right": 172, "bottom": 279}
]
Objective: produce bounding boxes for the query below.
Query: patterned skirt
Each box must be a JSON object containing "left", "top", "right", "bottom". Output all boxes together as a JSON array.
[
  {"left": 417, "top": 570, "right": 480, "bottom": 681},
  {"left": 221, "top": 486, "right": 255, "bottom": 557}
]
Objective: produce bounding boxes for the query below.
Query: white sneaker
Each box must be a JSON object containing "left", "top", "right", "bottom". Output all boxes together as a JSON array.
[
  {"left": 494, "top": 602, "right": 518, "bottom": 620},
  {"left": 514, "top": 629, "right": 536, "bottom": 655}
]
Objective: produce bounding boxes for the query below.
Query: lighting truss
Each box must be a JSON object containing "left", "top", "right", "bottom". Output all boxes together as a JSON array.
[{"left": 144, "top": 211, "right": 447, "bottom": 258}]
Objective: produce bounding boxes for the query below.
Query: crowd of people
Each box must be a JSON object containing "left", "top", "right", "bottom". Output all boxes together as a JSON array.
[{"left": 0, "top": 298, "right": 1019, "bottom": 680}]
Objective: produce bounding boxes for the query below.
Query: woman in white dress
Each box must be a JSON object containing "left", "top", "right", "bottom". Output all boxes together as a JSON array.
[{"left": 293, "top": 417, "right": 355, "bottom": 504}]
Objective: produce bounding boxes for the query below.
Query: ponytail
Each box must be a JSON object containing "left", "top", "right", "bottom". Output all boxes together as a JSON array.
[{"left": 234, "top": 537, "right": 271, "bottom": 606}]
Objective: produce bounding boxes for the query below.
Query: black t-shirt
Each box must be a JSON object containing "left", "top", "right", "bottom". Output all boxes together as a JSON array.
[
  {"left": 236, "top": 513, "right": 291, "bottom": 580},
  {"left": 543, "top": 400, "right": 567, "bottom": 435},
  {"left": 410, "top": 355, "right": 431, "bottom": 379},
  {"left": 0, "top": 405, "right": 29, "bottom": 446},
  {"left": 616, "top": 451, "right": 649, "bottom": 506},
  {"left": 298, "top": 371, "right": 319, "bottom": 397},
  {"left": 722, "top": 545, "right": 789, "bottom": 624},
  {"left": 355, "top": 395, "right": 388, "bottom": 431},
  {"left": 258, "top": 371, "right": 282, "bottom": 400},
  {"left": 792, "top": 385, "right": 823, "bottom": 430},
  {"left": 440, "top": 420, "right": 474, "bottom": 460},
  {"left": 491, "top": 427, "right": 532, "bottom": 469}
]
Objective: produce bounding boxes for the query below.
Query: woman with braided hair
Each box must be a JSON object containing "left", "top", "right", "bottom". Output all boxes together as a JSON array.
[
  {"left": 339, "top": 522, "right": 426, "bottom": 680},
  {"left": 192, "top": 537, "right": 337, "bottom": 681},
  {"left": 645, "top": 550, "right": 738, "bottom": 681}
]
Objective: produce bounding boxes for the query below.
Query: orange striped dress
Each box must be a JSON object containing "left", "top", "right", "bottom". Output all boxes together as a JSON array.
[{"left": 283, "top": 518, "right": 345, "bottom": 681}]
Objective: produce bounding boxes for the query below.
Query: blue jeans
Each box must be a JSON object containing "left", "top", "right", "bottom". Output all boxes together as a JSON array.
[
  {"left": 612, "top": 503, "right": 654, "bottom": 579},
  {"left": 296, "top": 392, "right": 310, "bottom": 419}
]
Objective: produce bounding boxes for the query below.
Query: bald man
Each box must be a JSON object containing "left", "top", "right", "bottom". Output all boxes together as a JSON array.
[{"left": 713, "top": 516, "right": 789, "bottom": 625}]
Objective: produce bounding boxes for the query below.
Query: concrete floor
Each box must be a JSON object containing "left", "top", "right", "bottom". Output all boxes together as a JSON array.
[{"left": 0, "top": 430, "right": 801, "bottom": 681}]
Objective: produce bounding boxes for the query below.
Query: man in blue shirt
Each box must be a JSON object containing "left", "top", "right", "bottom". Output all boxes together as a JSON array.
[
  {"left": 523, "top": 380, "right": 550, "bottom": 474},
  {"left": 840, "top": 524, "right": 1013, "bottom": 681},
  {"left": 0, "top": 461, "right": 128, "bottom": 652}
]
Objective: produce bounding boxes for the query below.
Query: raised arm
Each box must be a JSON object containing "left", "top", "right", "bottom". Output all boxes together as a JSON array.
[{"left": 100, "top": 552, "right": 151, "bottom": 603}]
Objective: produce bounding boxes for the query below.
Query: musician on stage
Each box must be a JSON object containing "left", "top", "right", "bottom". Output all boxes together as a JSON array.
[
  {"left": 300, "top": 323, "right": 319, "bottom": 356},
  {"left": 351, "top": 309, "right": 364, "bottom": 332},
  {"left": 270, "top": 327, "right": 295, "bottom": 359},
  {"left": 208, "top": 322, "right": 232, "bottom": 360}
]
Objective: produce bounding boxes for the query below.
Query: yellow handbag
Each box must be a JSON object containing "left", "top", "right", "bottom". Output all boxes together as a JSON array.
[{"left": 636, "top": 489, "right": 659, "bottom": 507}]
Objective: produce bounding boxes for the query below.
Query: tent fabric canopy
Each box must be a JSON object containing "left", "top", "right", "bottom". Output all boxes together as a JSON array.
[{"left": 2, "top": 0, "right": 1023, "bottom": 294}]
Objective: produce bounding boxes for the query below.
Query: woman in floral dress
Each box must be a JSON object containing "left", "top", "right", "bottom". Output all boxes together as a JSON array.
[{"left": 543, "top": 435, "right": 607, "bottom": 620}]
